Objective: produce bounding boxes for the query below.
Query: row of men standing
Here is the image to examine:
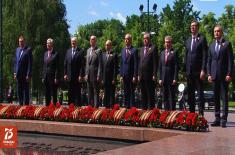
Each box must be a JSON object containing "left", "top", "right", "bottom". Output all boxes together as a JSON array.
[{"left": 14, "top": 20, "right": 233, "bottom": 128}]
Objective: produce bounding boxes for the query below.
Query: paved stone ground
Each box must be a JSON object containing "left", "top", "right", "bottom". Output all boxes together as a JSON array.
[{"left": 97, "top": 111, "right": 235, "bottom": 155}]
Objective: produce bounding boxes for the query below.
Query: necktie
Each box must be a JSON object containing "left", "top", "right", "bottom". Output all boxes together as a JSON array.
[
  {"left": 165, "top": 50, "right": 169, "bottom": 64},
  {"left": 90, "top": 49, "right": 93, "bottom": 56},
  {"left": 72, "top": 49, "right": 75, "bottom": 58},
  {"left": 126, "top": 48, "right": 130, "bottom": 58},
  {"left": 191, "top": 37, "right": 196, "bottom": 51},
  {"left": 144, "top": 47, "right": 147, "bottom": 56},
  {"left": 215, "top": 41, "right": 220, "bottom": 56},
  {"left": 47, "top": 51, "right": 51, "bottom": 60}
]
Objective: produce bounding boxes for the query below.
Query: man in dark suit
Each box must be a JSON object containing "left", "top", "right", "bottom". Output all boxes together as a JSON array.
[
  {"left": 184, "top": 20, "right": 208, "bottom": 115},
  {"left": 208, "top": 25, "right": 234, "bottom": 128},
  {"left": 85, "top": 35, "right": 102, "bottom": 107},
  {"left": 14, "top": 35, "right": 32, "bottom": 105},
  {"left": 42, "top": 38, "right": 59, "bottom": 106},
  {"left": 158, "top": 36, "right": 178, "bottom": 111},
  {"left": 138, "top": 33, "right": 158, "bottom": 109},
  {"left": 120, "top": 34, "right": 138, "bottom": 108},
  {"left": 101, "top": 40, "right": 118, "bottom": 108},
  {"left": 64, "top": 37, "right": 85, "bottom": 106}
]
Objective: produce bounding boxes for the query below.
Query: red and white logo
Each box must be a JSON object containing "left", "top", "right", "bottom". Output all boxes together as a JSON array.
[{"left": 0, "top": 126, "right": 18, "bottom": 148}]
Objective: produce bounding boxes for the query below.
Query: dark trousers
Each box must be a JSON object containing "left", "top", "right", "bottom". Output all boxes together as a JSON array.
[
  {"left": 162, "top": 81, "right": 176, "bottom": 111},
  {"left": 123, "top": 78, "right": 136, "bottom": 108},
  {"left": 213, "top": 78, "right": 228, "bottom": 122},
  {"left": 87, "top": 81, "right": 100, "bottom": 107},
  {"left": 68, "top": 79, "right": 81, "bottom": 106},
  {"left": 44, "top": 76, "right": 57, "bottom": 106},
  {"left": 17, "top": 78, "right": 29, "bottom": 105},
  {"left": 140, "top": 79, "right": 155, "bottom": 109},
  {"left": 187, "top": 75, "right": 204, "bottom": 114},
  {"left": 103, "top": 83, "right": 115, "bottom": 108}
]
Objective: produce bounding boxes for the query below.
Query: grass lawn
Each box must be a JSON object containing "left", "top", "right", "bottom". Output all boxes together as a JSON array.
[{"left": 229, "top": 101, "right": 235, "bottom": 107}]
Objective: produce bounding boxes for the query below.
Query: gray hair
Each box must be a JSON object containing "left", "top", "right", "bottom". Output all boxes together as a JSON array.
[
  {"left": 105, "top": 40, "right": 112, "bottom": 45},
  {"left": 71, "top": 37, "right": 77, "bottom": 41},
  {"left": 90, "top": 35, "right": 96, "bottom": 40},
  {"left": 214, "top": 24, "right": 223, "bottom": 32},
  {"left": 165, "top": 36, "right": 172, "bottom": 41},
  {"left": 47, "top": 38, "right": 54, "bottom": 44},
  {"left": 125, "top": 33, "right": 132, "bottom": 39},
  {"left": 143, "top": 32, "right": 150, "bottom": 39}
]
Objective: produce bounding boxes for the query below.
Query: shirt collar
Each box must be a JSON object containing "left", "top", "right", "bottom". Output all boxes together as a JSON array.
[
  {"left": 192, "top": 33, "right": 198, "bottom": 39},
  {"left": 216, "top": 38, "right": 223, "bottom": 44}
]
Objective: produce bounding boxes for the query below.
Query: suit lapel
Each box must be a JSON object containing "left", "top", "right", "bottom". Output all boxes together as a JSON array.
[
  {"left": 162, "top": 51, "right": 166, "bottom": 66},
  {"left": 19, "top": 47, "right": 26, "bottom": 61},
  {"left": 141, "top": 48, "right": 145, "bottom": 61},
  {"left": 122, "top": 49, "right": 126, "bottom": 62},
  {"left": 18, "top": 49, "right": 22, "bottom": 61}
]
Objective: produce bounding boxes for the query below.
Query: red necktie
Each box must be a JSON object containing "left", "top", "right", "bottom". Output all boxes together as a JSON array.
[
  {"left": 47, "top": 51, "right": 51, "bottom": 62},
  {"left": 165, "top": 50, "right": 168, "bottom": 64}
]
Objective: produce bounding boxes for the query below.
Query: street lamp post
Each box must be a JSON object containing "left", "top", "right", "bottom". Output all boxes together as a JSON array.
[
  {"left": 139, "top": 0, "right": 157, "bottom": 33},
  {"left": 0, "top": 0, "right": 3, "bottom": 102}
]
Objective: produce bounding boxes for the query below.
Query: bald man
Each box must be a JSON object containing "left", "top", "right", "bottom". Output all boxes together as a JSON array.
[{"left": 85, "top": 35, "right": 102, "bottom": 107}]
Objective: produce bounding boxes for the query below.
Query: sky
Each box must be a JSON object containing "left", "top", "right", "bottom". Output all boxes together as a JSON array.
[{"left": 63, "top": 0, "right": 235, "bottom": 35}]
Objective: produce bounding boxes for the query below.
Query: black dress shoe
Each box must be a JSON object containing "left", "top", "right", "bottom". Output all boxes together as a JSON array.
[
  {"left": 221, "top": 122, "right": 227, "bottom": 128},
  {"left": 211, "top": 121, "right": 220, "bottom": 127}
]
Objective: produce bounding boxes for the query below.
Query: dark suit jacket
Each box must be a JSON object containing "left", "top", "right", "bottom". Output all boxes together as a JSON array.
[
  {"left": 42, "top": 50, "right": 59, "bottom": 80},
  {"left": 207, "top": 39, "right": 234, "bottom": 80},
  {"left": 138, "top": 44, "right": 158, "bottom": 80},
  {"left": 14, "top": 46, "right": 32, "bottom": 79},
  {"left": 101, "top": 52, "right": 118, "bottom": 84},
  {"left": 86, "top": 46, "right": 102, "bottom": 82},
  {"left": 120, "top": 46, "right": 138, "bottom": 80},
  {"left": 64, "top": 47, "right": 85, "bottom": 81},
  {"left": 184, "top": 33, "right": 208, "bottom": 76},
  {"left": 158, "top": 49, "right": 178, "bottom": 83}
]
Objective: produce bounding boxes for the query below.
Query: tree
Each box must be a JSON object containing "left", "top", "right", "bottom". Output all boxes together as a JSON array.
[
  {"left": 218, "top": 5, "right": 235, "bottom": 93},
  {"left": 200, "top": 12, "right": 217, "bottom": 44},
  {"left": 158, "top": 0, "right": 200, "bottom": 80},
  {"left": 75, "top": 19, "right": 124, "bottom": 53},
  {"left": 2, "top": 0, "right": 70, "bottom": 100}
]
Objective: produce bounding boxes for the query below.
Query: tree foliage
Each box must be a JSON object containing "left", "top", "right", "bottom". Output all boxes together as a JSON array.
[
  {"left": 2, "top": 0, "right": 235, "bottom": 97},
  {"left": 2, "top": 0, "right": 70, "bottom": 96}
]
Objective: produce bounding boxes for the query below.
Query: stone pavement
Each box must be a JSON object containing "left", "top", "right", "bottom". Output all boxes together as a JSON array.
[{"left": 97, "top": 112, "right": 235, "bottom": 155}]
